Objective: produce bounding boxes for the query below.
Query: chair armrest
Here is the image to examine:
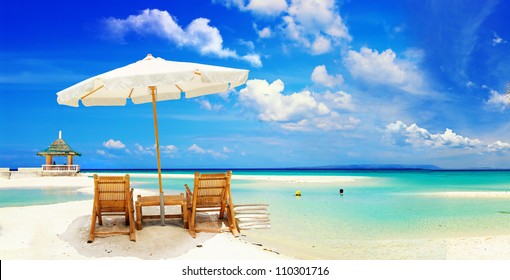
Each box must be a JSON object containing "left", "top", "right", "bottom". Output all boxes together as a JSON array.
[
  {"left": 184, "top": 184, "right": 193, "bottom": 205},
  {"left": 184, "top": 184, "right": 192, "bottom": 197}
]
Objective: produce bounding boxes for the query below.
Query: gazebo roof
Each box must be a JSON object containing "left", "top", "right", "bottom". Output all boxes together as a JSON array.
[{"left": 37, "top": 137, "right": 81, "bottom": 157}]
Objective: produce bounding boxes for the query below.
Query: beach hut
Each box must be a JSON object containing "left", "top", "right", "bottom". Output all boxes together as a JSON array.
[{"left": 36, "top": 131, "right": 81, "bottom": 174}]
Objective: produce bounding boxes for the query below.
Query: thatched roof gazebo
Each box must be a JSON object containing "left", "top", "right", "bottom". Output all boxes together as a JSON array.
[{"left": 37, "top": 131, "right": 81, "bottom": 173}]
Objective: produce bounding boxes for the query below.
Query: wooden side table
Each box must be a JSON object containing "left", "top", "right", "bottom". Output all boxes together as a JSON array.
[{"left": 135, "top": 194, "right": 188, "bottom": 230}]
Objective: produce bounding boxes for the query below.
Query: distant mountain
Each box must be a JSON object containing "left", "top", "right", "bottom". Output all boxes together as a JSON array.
[{"left": 302, "top": 164, "right": 442, "bottom": 170}]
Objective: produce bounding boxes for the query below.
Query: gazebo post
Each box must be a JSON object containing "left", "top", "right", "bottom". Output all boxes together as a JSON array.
[{"left": 45, "top": 155, "right": 52, "bottom": 165}]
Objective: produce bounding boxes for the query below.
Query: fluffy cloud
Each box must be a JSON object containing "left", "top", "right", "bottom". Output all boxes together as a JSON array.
[
  {"left": 134, "top": 143, "right": 177, "bottom": 156},
  {"left": 104, "top": 9, "right": 261, "bottom": 67},
  {"left": 103, "top": 139, "right": 126, "bottom": 149},
  {"left": 134, "top": 143, "right": 154, "bottom": 155},
  {"left": 217, "top": 0, "right": 350, "bottom": 54},
  {"left": 287, "top": 0, "right": 349, "bottom": 38},
  {"left": 257, "top": 26, "right": 272, "bottom": 38},
  {"left": 247, "top": 0, "right": 288, "bottom": 16},
  {"left": 485, "top": 90, "right": 510, "bottom": 111},
  {"left": 217, "top": 0, "right": 288, "bottom": 16},
  {"left": 322, "top": 90, "right": 354, "bottom": 111},
  {"left": 492, "top": 32, "right": 506, "bottom": 46},
  {"left": 344, "top": 47, "right": 425, "bottom": 94},
  {"left": 385, "top": 121, "right": 510, "bottom": 153},
  {"left": 161, "top": 145, "right": 177, "bottom": 155},
  {"left": 238, "top": 79, "right": 359, "bottom": 131},
  {"left": 282, "top": 0, "right": 351, "bottom": 54},
  {"left": 188, "top": 144, "right": 226, "bottom": 158},
  {"left": 96, "top": 149, "right": 116, "bottom": 158},
  {"left": 197, "top": 98, "right": 224, "bottom": 111},
  {"left": 488, "top": 141, "right": 510, "bottom": 152},
  {"left": 311, "top": 65, "right": 344, "bottom": 88}
]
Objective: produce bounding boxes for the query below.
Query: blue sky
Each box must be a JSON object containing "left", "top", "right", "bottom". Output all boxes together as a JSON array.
[{"left": 0, "top": 0, "right": 509, "bottom": 169}]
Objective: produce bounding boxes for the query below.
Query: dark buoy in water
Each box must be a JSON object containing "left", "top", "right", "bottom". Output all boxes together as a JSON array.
[
  {"left": 295, "top": 190, "right": 301, "bottom": 197},
  {"left": 339, "top": 188, "right": 344, "bottom": 196}
]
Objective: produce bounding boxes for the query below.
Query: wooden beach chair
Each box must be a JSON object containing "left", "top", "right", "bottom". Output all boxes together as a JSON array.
[
  {"left": 184, "top": 171, "right": 239, "bottom": 238},
  {"left": 88, "top": 174, "right": 136, "bottom": 243}
]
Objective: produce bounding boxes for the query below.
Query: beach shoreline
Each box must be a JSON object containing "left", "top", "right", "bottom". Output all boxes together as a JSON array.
[{"left": 1, "top": 172, "right": 510, "bottom": 260}]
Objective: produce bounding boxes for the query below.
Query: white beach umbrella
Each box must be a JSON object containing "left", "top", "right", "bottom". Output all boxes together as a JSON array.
[{"left": 57, "top": 54, "right": 249, "bottom": 225}]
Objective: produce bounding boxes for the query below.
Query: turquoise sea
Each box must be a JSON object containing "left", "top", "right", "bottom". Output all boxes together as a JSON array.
[{"left": 2, "top": 169, "right": 510, "bottom": 258}]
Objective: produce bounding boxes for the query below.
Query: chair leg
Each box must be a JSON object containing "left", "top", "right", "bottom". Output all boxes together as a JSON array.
[
  {"left": 189, "top": 208, "right": 196, "bottom": 238},
  {"left": 136, "top": 201, "right": 143, "bottom": 230},
  {"left": 127, "top": 191, "right": 136, "bottom": 242},
  {"left": 97, "top": 210, "right": 103, "bottom": 226},
  {"left": 128, "top": 211, "right": 136, "bottom": 242},
  {"left": 182, "top": 204, "right": 189, "bottom": 229},
  {"left": 227, "top": 205, "right": 239, "bottom": 237},
  {"left": 88, "top": 208, "right": 97, "bottom": 243},
  {"left": 219, "top": 203, "right": 226, "bottom": 219}
]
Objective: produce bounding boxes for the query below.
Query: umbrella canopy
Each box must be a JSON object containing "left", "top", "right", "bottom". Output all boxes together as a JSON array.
[
  {"left": 56, "top": 54, "right": 249, "bottom": 225},
  {"left": 57, "top": 54, "right": 249, "bottom": 106}
]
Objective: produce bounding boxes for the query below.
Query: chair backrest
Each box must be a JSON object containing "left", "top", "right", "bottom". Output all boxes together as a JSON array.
[
  {"left": 192, "top": 171, "right": 231, "bottom": 208},
  {"left": 94, "top": 174, "right": 130, "bottom": 213}
]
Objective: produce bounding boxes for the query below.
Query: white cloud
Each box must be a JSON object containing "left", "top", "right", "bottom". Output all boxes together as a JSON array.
[
  {"left": 281, "top": 112, "right": 360, "bottom": 131},
  {"left": 322, "top": 90, "right": 354, "bottom": 111},
  {"left": 280, "top": 16, "right": 309, "bottom": 47},
  {"left": 486, "top": 90, "right": 510, "bottom": 111},
  {"left": 344, "top": 47, "right": 425, "bottom": 94},
  {"left": 246, "top": 0, "right": 288, "bottom": 16},
  {"left": 217, "top": 0, "right": 288, "bottom": 16},
  {"left": 218, "top": 0, "right": 350, "bottom": 54},
  {"left": 311, "top": 35, "right": 331, "bottom": 54},
  {"left": 96, "top": 149, "right": 116, "bottom": 158},
  {"left": 287, "top": 0, "right": 349, "bottom": 38},
  {"left": 311, "top": 65, "right": 344, "bottom": 88},
  {"left": 134, "top": 143, "right": 154, "bottom": 155},
  {"left": 240, "top": 53, "right": 262, "bottom": 67},
  {"left": 239, "top": 79, "right": 324, "bottom": 122},
  {"left": 161, "top": 145, "right": 177, "bottom": 154},
  {"left": 104, "top": 9, "right": 261, "bottom": 67},
  {"left": 238, "top": 79, "right": 359, "bottom": 131},
  {"left": 103, "top": 139, "right": 126, "bottom": 149},
  {"left": 466, "top": 81, "right": 476, "bottom": 88},
  {"left": 134, "top": 143, "right": 177, "bottom": 156},
  {"left": 257, "top": 26, "right": 272, "bottom": 38},
  {"left": 280, "top": 0, "right": 351, "bottom": 54},
  {"left": 492, "top": 32, "right": 506, "bottom": 46},
  {"left": 188, "top": 144, "right": 205, "bottom": 154},
  {"left": 188, "top": 144, "right": 226, "bottom": 158},
  {"left": 488, "top": 141, "right": 510, "bottom": 152},
  {"left": 385, "top": 121, "right": 510, "bottom": 153},
  {"left": 197, "top": 98, "right": 224, "bottom": 111}
]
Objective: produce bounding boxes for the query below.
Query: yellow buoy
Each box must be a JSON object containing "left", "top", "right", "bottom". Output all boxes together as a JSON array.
[{"left": 295, "top": 190, "right": 301, "bottom": 196}]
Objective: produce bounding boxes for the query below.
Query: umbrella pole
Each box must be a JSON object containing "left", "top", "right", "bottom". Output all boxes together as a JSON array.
[{"left": 150, "top": 86, "right": 165, "bottom": 226}]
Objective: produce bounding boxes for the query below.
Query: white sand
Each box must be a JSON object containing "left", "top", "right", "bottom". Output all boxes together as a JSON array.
[
  {"left": 413, "top": 191, "right": 510, "bottom": 198},
  {"left": 81, "top": 172, "right": 371, "bottom": 184},
  {"left": 0, "top": 198, "right": 292, "bottom": 260},
  {"left": 0, "top": 174, "right": 292, "bottom": 260},
  {"left": 1, "top": 173, "right": 510, "bottom": 260},
  {"left": 0, "top": 174, "right": 93, "bottom": 188}
]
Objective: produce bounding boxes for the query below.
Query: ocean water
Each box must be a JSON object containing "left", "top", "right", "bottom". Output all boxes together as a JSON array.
[
  {"left": 2, "top": 169, "right": 510, "bottom": 258},
  {"left": 0, "top": 188, "right": 92, "bottom": 207}
]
